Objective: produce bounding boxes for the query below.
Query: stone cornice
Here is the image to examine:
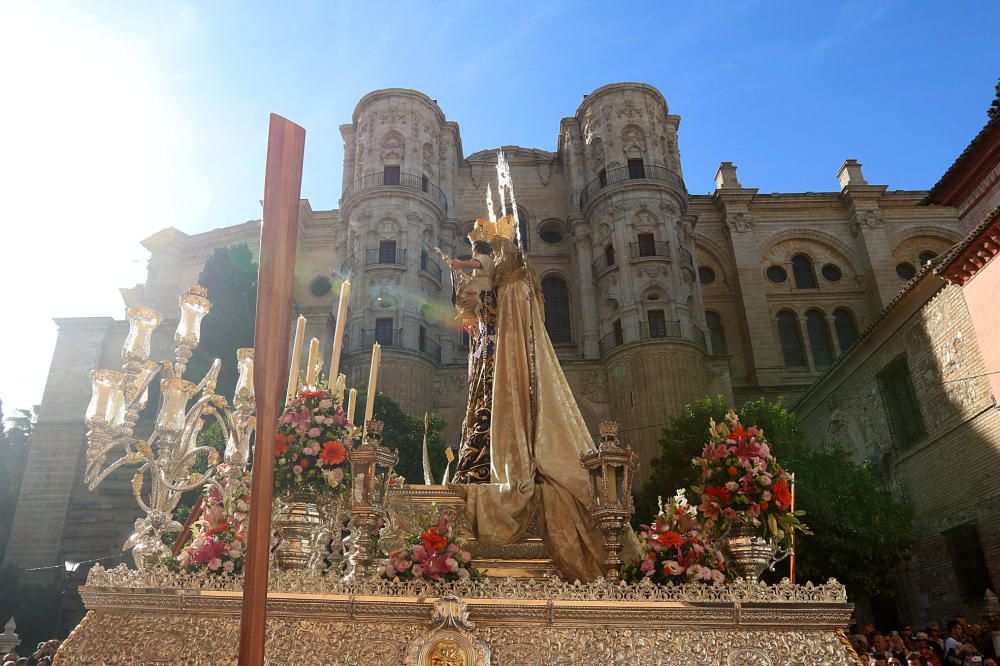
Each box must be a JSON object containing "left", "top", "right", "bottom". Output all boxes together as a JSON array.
[
  {"left": 351, "top": 88, "right": 447, "bottom": 125},
  {"left": 340, "top": 187, "right": 447, "bottom": 221}
]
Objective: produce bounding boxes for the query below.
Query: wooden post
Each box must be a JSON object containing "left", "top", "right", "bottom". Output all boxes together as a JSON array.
[
  {"left": 789, "top": 472, "right": 796, "bottom": 585},
  {"left": 238, "top": 114, "right": 305, "bottom": 666}
]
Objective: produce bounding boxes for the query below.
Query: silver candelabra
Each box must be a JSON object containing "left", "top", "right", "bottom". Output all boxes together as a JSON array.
[{"left": 84, "top": 286, "right": 256, "bottom": 568}]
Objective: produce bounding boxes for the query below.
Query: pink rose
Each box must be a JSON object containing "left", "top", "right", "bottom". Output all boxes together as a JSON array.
[
  {"left": 319, "top": 399, "right": 333, "bottom": 409},
  {"left": 293, "top": 465, "right": 303, "bottom": 475},
  {"left": 308, "top": 427, "right": 321, "bottom": 438},
  {"left": 223, "top": 560, "right": 235, "bottom": 573},
  {"left": 722, "top": 507, "right": 737, "bottom": 521},
  {"left": 208, "top": 557, "right": 222, "bottom": 571}
]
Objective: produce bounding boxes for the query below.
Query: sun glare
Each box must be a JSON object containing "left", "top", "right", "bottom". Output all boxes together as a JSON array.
[{"left": 0, "top": 5, "right": 183, "bottom": 410}]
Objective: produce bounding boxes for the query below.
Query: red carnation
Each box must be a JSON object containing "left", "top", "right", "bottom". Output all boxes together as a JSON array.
[
  {"left": 773, "top": 478, "right": 792, "bottom": 510},
  {"left": 274, "top": 434, "right": 288, "bottom": 457},
  {"left": 420, "top": 527, "right": 448, "bottom": 553}
]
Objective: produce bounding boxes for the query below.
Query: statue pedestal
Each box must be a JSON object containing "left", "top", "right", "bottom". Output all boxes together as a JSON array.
[
  {"left": 57, "top": 565, "right": 864, "bottom": 665},
  {"left": 386, "top": 484, "right": 556, "bottom": 579}
]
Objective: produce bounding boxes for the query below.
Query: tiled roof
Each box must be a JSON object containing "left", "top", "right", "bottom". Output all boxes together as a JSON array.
[
  {"left": 923, "top": 116, "right": 1000, "bottom": 204},
  {"left": 935, "top": 203, "right": 1000, "bottom": 285}
]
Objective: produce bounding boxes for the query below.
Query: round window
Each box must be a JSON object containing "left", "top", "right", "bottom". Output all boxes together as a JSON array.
[
  {"left": 918, "top": 250, "right": 938, "bottom": 266},
  {"left": 821, "top": 263, "right": 842, "bottom": 282},
  {"left": 538, "top": 220, "right": 565, "bottom": 245},
  {"left": 766, "top": 265, "right": 787, "bottom": 284},
  {"left": 309, "top": 276, "right": 332, "bottom": 297},
  {"left": 539, "top": 229, "right": 564, "bottom": 244},
  {"left": 698, "top": 266, "right": 716, "bottom": 285},
  {"left": 895, "top": 262, "right": 917, "bottom": 280}
]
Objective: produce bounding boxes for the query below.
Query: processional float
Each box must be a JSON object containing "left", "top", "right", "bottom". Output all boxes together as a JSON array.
[{"left": 57, "top": 116, "right": 864, "bottom": 665}]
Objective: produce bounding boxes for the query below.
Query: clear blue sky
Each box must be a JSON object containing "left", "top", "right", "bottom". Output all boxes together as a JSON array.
[{"left": 1, "top": 0, "right": 998, "bottom": 413}]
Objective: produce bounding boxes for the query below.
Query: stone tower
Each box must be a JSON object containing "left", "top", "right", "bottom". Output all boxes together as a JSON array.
[
  {"left": 561, "top": 83, "right": 710, "bottom": 467},
  {"left": 337, "top": 89, "right": 461, "bottom": 417}
]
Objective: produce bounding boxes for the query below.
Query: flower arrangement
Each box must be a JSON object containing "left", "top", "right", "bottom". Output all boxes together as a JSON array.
[
  {"left": 621, "top": 490, "right": 727, "bottom": 585},
  {"left": 692, "top": 410, "right": 808, "bottom": 547},
  {"left": 176, "top": 465, "right": 251, "bottom": 574},
  {"left": 379, "top": 513, "right": 478, "bottom": 582},
  {"left": 275, "top": 388, "right": 351, "bottom": 494}
]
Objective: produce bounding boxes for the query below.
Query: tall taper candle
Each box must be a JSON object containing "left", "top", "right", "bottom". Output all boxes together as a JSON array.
[
  {"left": 346, "top": 388, "right": 357, "bottom": 425},
  {"left": 285, "top": 314, "right": 306, "bottom": 405},
  {"left": 329, "top": 279, "right": 350, "bottom": 381},
  {"left": 364, "top": 342, "right": 381, "bottom": 423},
  {"left": 305, "top": 337, "right": 320, "bottom": 385}
]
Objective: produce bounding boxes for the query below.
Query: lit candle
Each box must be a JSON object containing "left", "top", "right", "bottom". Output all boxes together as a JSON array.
[
  {"left": 305, "top": 337, "right": 320, "bottom": 386},
  {"left": 330, "top": 279, "right": 350, "bottom": 382},
  {"left": 286, "top": 315, "right": 306, "bottom": 404},
  {"left": 364, "top": 342, "right": 380, "bottom": 423}
]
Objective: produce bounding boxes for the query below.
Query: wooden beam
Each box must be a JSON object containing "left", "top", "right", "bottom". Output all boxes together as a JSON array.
[{"left": 239, "top": 114, "right": 305, "bottom": 666}]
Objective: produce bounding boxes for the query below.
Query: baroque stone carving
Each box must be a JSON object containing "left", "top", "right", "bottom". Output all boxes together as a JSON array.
[
  {"left": 622, "top": 125, "right": 646, "bottom": 154},
  {"left": 381, "top": 130, "right": 405, "bottom": 161},
  {"left": 725, "top": 212, "right": 754, "bottom": 234}
]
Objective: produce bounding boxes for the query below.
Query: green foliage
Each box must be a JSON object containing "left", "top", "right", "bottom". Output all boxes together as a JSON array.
[
  {"left": 635, "top": 395, "right": 731, "bottom": 521},
  {"left": 0, "top": 404, "right": 36, "bottom": 561},
  {"left": 189, "top": 244, "right": 258, "bottom": 398},
  {"left": 351, "top": 387, "right": 447, "bottom": 484},
  {"left": 989, "top": 77, "right": 1000, "bottom": 121},
  {"left": 638, "top": 395, "right": 913, "bottom": 598}
]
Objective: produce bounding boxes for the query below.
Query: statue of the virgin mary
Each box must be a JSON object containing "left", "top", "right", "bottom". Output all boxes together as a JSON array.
[{"left": 448, "top": 156, "right": 633, "bottom": 582}]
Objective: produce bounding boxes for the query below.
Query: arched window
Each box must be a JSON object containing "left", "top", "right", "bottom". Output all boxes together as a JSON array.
[
  {"left": 833, "top": 308, "right": 859, "bottom": 353},
  {"left": 805, "top": 309, "right": 834, "bottom": 368},
  {"left": 706, "top": 311, "right": 727, "bottom": 355},
  {"left": 777, "top": 310, "right": 806, "bottom": 368},
  {"left": 541, "top": 276, "right": 572, "bottom": 343},
  {"left": 918, "top": 250, "right": 938, "bottom": 266},
  {"left": 791, "top": 254, "right": 817, "bottom": 289}
]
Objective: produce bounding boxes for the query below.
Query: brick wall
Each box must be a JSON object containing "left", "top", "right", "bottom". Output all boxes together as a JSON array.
[{"left": 798, "top": 280, "right": 1000, "bottom": 625}]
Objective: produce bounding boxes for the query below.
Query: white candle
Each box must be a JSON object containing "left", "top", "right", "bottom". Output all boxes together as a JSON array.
[
  {"left": 347, "top": 388, "right": 357, "bottom": 424},
  {"left": 305, "top": 337, "right": 320, "bottom": 386},
  {"left": 286, "top": 315, "right": 306, "bottom": 405},
  {"left": 330, "top": 279, "right": 350, "bottom": 382},
  {"left": 364, "top": 342, "right": 380, "bottom": 423}
]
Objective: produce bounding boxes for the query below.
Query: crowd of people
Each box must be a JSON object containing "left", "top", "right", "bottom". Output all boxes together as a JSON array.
[
  {"left": 2, "top": 640, "right": 59, "bottom": 666},
  {"left": 853, "top": 618, "right": 997, "bottom": 665}
]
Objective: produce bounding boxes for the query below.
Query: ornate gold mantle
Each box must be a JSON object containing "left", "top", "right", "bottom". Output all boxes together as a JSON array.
[{"left": 57, "top": 566, "right": 863, "bottom": 665}]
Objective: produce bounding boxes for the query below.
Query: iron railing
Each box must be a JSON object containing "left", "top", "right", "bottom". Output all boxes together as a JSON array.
[
  {"left": 358, "top": 328, "right": 404, "bottom": 348},
  {"left": 599, "top": 329, "right": 625, "bottom": 356},
  {"left": 628, "top": 240, "right": 670, "bottom": 259},
  {"left": 348, "top": 328, "right": 444, "bottom": 364},
  {"left": 679, "top": 247, "right": 694, "bottom": 270},
  {"left": 365, "top": 248, "right": 407, "bottom": 266},
  {"left": 418, "top": 336, "right": 442, "bottom": 363},
  {"left": 639, "top": 319, "right": 682, "bottom": 341},
  {"left": 591, "top": 247, "right": 617, "bottom": 278},
  {"left": 599, "top": 319, "right": 705, "bottom": 355},
  {"left": 580, "top": 164, "right": 687, "bottom": 209},
  {"left": 419, "top": 252, "right": 443, "bottom": 282},
  {"left": 342, "top": 171, "right": 449, "bottom": 213}
]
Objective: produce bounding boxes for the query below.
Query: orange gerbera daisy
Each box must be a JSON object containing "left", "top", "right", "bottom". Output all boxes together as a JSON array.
[{"left": 320, "top": 440, "right": 347, "bottom": 466}]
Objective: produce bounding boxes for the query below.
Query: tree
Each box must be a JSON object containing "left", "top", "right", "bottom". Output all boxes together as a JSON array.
[
  {"left": 989, "top": 77, "right": 1000, "bottom": 121},
  {"left": 0, "top": 405, "right": 36, "bottom": 558},
  {"left": 637, "top": 395, "right": 913, "bottom": 598},
  {"left": 189, "top": 244, "right": 258, "bottom": 399},
  {"left": 350, "top": 387, "right": 447, "bottom": 484}
]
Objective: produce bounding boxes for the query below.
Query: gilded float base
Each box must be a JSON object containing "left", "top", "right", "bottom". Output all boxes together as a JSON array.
[{"left": 56, "top": 566, "right": 864, "bottom": 665}]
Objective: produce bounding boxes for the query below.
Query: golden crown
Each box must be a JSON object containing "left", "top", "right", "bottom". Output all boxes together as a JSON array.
[{"left": 468, "top": 215, "right": 517, "bottom": 243}]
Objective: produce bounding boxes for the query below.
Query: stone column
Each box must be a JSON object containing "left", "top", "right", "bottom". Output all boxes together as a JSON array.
[
  {"left": 838, "top": 160, "right": 895, "bottom": 311},
  {"left": 4, "top": 317, "right": 116, "bottom": 568},
  {"left": 570, "top": 214, "right": 600, "bottom": 357},
  {"left": 713, "top": 163, "right": 771, "bottom": 386}
]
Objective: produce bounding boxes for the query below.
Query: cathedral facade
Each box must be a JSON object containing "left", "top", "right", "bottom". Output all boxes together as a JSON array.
[{"left": 132, "top": 83, "right": 964, "bottom": 482}]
